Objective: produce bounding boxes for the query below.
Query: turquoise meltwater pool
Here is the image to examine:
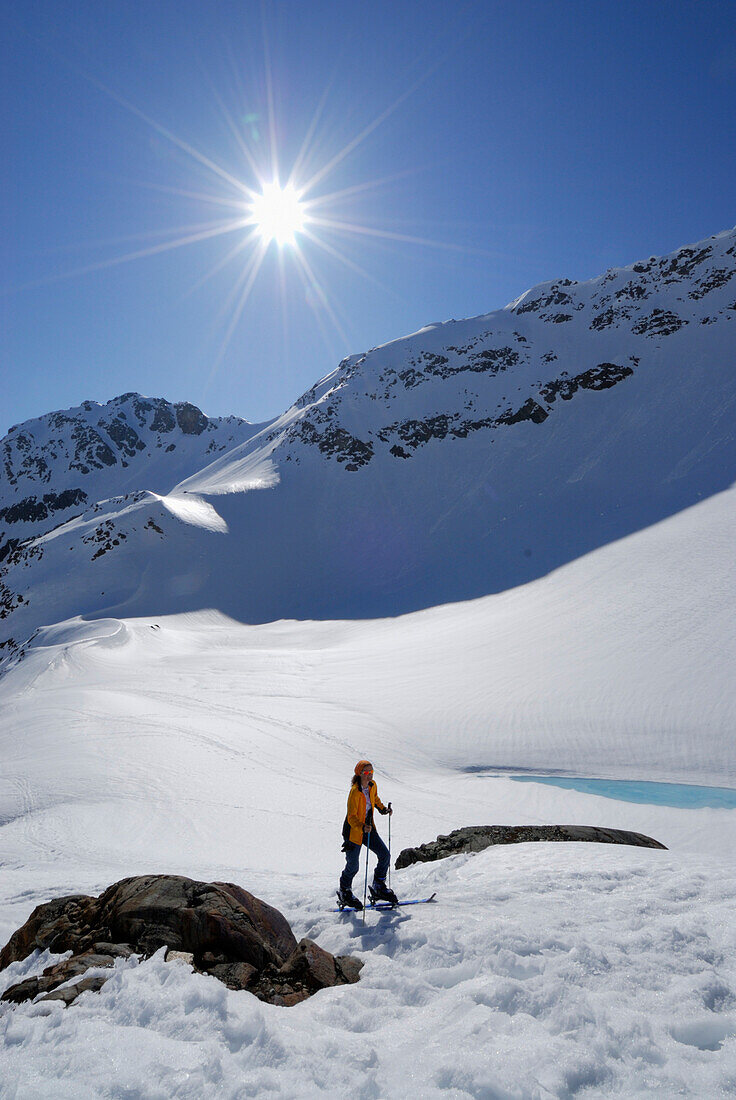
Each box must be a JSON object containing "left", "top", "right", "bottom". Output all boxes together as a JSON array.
[{"left": 508, "top": 775, "right": 736, "bottom": 809}]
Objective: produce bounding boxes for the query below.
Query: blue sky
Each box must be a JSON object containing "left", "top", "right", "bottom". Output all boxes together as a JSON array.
[{"left": 2, "top": 0, "right": 735, "bottom": 433}]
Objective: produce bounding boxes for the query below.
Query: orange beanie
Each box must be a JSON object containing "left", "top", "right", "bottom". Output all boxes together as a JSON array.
[{"left": 354, "top": 759, "right": 373, "bottom": 775}]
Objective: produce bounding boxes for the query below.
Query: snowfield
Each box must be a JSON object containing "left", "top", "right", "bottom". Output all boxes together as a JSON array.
[
  {"left": 1, "top": 492, "right": 736, "bottom": 1097},
  {"left": 2, "top": 849, "right": 735, "bottom": 1098}
]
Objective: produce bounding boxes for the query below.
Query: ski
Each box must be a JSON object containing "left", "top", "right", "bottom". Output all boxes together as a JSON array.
[{"left": 334, "top": 892, "right": 436, "bottom": 912}]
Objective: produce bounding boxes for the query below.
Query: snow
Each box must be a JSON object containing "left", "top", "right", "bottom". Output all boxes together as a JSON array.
[
  {"left": 155, "top": 492, "right": 229, "bottom": 534},
  {"left": 1, "top": 509, "right": 736, "bottom": 1095},
  {"left": 2, "top": 848, "right": 735, "bottom": 1097},
  {"left": 2, "top": 227, "right": 736, "bottom": 1095}
]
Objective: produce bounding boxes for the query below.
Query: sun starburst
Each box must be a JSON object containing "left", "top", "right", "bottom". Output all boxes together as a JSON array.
[
  {"left": 248, "top": 182, "right": 306, "bottom": 247},
  {"left": 22, "top": 32, "right": 494, "bottom": 380}
]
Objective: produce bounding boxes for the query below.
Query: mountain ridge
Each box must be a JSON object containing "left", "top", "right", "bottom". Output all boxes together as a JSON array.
[{"left": 2, "top": 225, "right": 735, "bottom": 666}]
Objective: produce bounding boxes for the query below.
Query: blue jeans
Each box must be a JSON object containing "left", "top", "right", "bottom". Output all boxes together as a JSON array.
[{"left": 340, "top": 831, "right": 390, "bottom": 892}]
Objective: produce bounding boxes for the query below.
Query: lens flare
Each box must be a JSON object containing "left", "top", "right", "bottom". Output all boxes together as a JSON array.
[{"left": 249, "top": 182, "right": 305, "bottom": 246}]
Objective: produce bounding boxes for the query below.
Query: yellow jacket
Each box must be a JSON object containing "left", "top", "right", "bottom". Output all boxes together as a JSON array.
[{"left": 346, "top": 780, "right": 387, "bottom": 845}]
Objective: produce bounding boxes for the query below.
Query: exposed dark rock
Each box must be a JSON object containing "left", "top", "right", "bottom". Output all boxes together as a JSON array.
[
  {"left": 689, "top": 267, "right": 734, "bottom": 299},
  {"left": 279, "top": 937, "right": 337, "bottom": 988},
  {"left": 497, "top": 398, "right": 549, "bottom": 426},
  {"left": 294, "top": 419, "right": 374, "bottom": 468},
  {"left": 379, "top": 357, "right": 634, "bottom": 457},
  {"left": 70, "top": 422, "right": 117, "bottom": 472},
  {"left": 151, "top": 402, "right": 176, "bottom": 433},
  {"left": 39, "top": 973, "right": 110, "bottom": 1006},
  {"left": 207, "top": 961, "right": 258, "bottom": 990},
  {"left": 615, "top": 281, "right": 649, "bottom": 301},
  {"left": 106, "top": 418, "right": 146, "bottom": 457},
  {"left": 540, "top": 363, "right": 634, "bottom": 405},
  {"left": 384, "top": 414, "right": 452, "bottom": 446},
  {"left": 0, "top": 489, "right": 88, "bottom": 528},
  {"left": 660, "top": 245, "right": 712, "bottom": 280},
  {"left": 82, "top": 520, "right": 128, "bottom": 561},
  {"left": 516, "top": 284, "right": 574, "bottom": 314},
  {"left": 380, "top": 344, "right": 520, "bottom": 394},
  {"left": 175, "top": 402, "right": 209, "bottom": 435},
  {"left": 591, "top": 306, "right": 628, "bottom": 331},
  {"left": 0, "top": 875, "right": 362, "bottom": 1008},
  {"left": 96, "top": 875, "right": 297, "bottom": 967},
  {"left": 467, "top": 347, "right": 519, "bottom": 372},
  {"left": 0, "top": 497, "right": 47, "bottom": 525},
  {"left": 0, "top": 893, "right": 97, "bottom": 966},
  {"left": 2, "top": 952, "right": 118, "bottom": 1005},
  {"left": 395, "top": 824, "right": 667, "bottom": 869},
  {"left": 397, "top": 367, "right": 424, "bottom": 389},
  {"left": 631, "top": 309, "right": 688, "bottom": 337},
  {"left": 335, "top": 955, "right": 364, "bottom": 984},
  {"left": 0, "top": 582, "right": 26, "bottom": 620},
  {"left": 380, "top": 412, "right": 497, "bottom": 451},
  {"left": 0, "top": 538, "right": 21, "bottom": 565}
]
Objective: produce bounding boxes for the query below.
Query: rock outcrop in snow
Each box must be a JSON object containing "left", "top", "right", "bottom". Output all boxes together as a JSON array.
[
  {"left": 0, "top": 875, "right": 362, "bottom": 1007},
  {"left": 395, "top": 825, "right": 667, "bottom": 869}
]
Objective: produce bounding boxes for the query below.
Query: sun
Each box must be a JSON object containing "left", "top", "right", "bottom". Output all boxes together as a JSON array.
[
  {"left": 248, "top": 182, "right": 306, "bottom": 247},
  {"left": 59, "top": 56, "right": 472, "bottom": 367}
]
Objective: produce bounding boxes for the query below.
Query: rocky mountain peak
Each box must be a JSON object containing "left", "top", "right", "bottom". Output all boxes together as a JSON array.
[{"left": 0, "top": 394, "right": 262, "bottom": 557}]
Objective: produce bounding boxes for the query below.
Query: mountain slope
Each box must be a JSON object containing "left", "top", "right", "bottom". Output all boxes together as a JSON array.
[
  {"left": 0, "top": 392, "right": 265, "bottom": 554},
  {"left": 1, "top": 227, "right": 735, "bottom": 663}
]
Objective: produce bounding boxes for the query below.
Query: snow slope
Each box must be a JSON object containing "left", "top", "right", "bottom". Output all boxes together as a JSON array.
[
  {"left": 2, "top": 228, "right": 736, "bottom": 658},
  {"left": 1, "top": 549, "right": 735, "bottom": 1094},
  {"left": 2, "top": 485, "right": 736, "bottom": 1094}
]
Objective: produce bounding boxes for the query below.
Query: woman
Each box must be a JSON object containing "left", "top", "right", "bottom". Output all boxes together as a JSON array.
[{"left": 337, "top": 759, "right": 397, "bottom": 910}]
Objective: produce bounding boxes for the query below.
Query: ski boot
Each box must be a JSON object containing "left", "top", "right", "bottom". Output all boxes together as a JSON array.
[
  {"left": 336, "top": 888, "right": 363, "bottom": 911},
  {"left": 368, "top": 879, "right": 399, "bottom": 907}
]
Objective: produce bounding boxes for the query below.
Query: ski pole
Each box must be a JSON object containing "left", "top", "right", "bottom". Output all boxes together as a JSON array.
[
  {"left": 362, "top": 827, "right": 370, "bottom": 923},
  {"left": 388, "top": 803, "right": 392, "bottom": 890}
]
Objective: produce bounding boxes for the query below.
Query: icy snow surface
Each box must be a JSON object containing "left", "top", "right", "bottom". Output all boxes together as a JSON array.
[{"left": 1, "top": 496, "right": 736, "bottom": 1097}]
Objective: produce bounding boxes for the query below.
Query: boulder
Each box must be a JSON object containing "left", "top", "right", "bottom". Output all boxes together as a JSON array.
[
  {"left": 395, "top": 824, "right": 667, "bottom": 869},
  {"left": 206, "top": 961, "right": 259, "bottom": 990},
  {"left": 279, "top": 938, "right": 338, "bottom": 989},
  {"left": 0, "top": 875, "right": 362, "bottom": 1008},
  {"left": 95, "top": 875, "right": 297, "bottom": 970},
  {"left": 0, "top": 893, "right": 97, "bottom": 968}
]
